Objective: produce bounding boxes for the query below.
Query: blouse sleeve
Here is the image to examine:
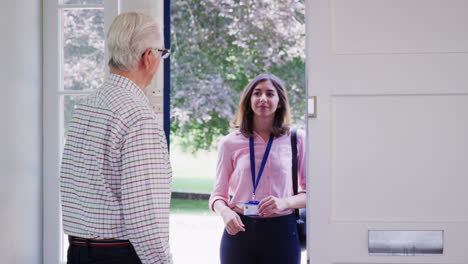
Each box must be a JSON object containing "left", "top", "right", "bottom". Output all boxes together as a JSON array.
[
  {"left": 208, "top": 136, "right": 234, "bottom": 211},
  {"left": 297, "top": 129, "right": 307, "bottom": 193}
]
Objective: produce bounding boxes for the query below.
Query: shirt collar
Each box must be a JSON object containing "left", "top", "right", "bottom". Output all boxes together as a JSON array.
[
  {"left": 106, "top": 73, "right": 149, "bottom": 104},
  {"left": 235, "top": 130, "right": 271, "bottom": 143}
]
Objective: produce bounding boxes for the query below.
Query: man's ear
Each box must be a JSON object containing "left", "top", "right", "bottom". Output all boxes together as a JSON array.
[{"left": 141, "top": 49, "right": 152, "bottom": 69}]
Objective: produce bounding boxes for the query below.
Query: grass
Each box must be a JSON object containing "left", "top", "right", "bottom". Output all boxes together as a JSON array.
[
  {"left": 170, "top": 144, "right": 217, "bottom": 192},
  {"left": 170, "top": 199, "right": 213, "bottom": 214},
  {"left": 171, "top": 177, "right": 214, "bottom": 192}
]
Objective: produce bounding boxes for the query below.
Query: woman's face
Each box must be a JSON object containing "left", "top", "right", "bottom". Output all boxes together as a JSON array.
[{"left": 250, "top": 80, "right": 280, "bottom": 119}]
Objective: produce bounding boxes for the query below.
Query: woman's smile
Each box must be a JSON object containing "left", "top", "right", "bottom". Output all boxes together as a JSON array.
[{"left": 250, "top": 80, "right": 279, "bottom": 118}]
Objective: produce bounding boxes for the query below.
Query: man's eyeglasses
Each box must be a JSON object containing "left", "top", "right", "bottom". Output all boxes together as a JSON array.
[{"left": 152, "top": 48, "right": 171, "bottom": 59}]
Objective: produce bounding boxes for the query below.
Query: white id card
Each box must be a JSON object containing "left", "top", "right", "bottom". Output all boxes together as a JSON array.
[{"left": 243, "top": 201, "right": 260, "bottom": 216}]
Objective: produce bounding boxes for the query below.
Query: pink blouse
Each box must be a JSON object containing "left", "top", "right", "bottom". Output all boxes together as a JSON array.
[{"left": 209, "top": 129, "right": 306, "bottom": 215}]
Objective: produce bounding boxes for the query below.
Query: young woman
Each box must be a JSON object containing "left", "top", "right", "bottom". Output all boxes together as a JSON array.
[{"left": 209, "top": 73, "right": 306, "bottom": 264}]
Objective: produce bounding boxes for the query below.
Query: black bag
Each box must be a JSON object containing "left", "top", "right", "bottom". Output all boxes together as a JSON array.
[{"left": 291, "top": 128, "right": 307, "bottom": 251}]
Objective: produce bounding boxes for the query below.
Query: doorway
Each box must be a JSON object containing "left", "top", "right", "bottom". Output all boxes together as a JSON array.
[{"left": 169, "top": 0, "right": 307, "bottom": 263}]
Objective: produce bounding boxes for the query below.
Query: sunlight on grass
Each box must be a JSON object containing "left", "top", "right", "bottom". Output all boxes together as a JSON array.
[
  {"left": 170, "top": 142, "right": 218, "bottom": 192},
  {"left": 172, "top": 177, "right": 214, "bottom": 192},
  {"left": 170, "top": 199, "right": 213, "bottom": 215}
]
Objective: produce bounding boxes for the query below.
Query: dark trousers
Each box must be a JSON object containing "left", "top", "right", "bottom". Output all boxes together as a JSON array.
[
  {"left": 67, "top": 242, "right": 142, "bottom": 264},
  {"left": 220, "top": 213, "right": 301, "bottom": 264}
]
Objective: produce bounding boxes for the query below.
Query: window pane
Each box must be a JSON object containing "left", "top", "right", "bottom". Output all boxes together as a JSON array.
[
  {"left": 62, "top": 8, "right": 105, "bottom": 91},
  {"left": 63, "top": 95, "right": 87, "bottom": 139},
  {"left": 62, "top": 0, "right": 104, "bottom": 4}
]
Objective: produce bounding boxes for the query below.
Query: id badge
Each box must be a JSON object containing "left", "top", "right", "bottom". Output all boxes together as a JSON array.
[{"left": 243, "top": 201, "right": 260, "bottom": 216}]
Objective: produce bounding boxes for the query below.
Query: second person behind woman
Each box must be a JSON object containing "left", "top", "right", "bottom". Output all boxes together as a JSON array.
[{"left": 209, "top": 73, "right": 306, "bottom": 264}]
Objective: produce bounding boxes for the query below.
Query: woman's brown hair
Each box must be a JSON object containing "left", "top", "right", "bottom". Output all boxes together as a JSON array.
[{"left": 231, "top": 73, "right": 292, "bottom": 137}]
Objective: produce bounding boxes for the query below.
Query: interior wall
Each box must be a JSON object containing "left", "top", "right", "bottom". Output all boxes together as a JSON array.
[{"left": 0, "top": 0, "right": 42, "bottom": 263}]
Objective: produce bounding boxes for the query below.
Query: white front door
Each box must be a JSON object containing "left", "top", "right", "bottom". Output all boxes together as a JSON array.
[{"left": 306, "top": 0, "right": 468, "bottom": 263}]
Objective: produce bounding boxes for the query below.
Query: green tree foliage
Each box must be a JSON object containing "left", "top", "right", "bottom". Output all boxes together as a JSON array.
[{"left": 171, "top": 0, "right": 306, "bottom": 152}]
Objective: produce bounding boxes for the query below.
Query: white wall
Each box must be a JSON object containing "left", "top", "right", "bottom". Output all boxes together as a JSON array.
[{"left": 0, "top": 0, "right": 42, "bottom": 263}]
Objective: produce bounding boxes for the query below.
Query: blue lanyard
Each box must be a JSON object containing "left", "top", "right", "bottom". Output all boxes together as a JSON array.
[{"left": 249, "top": 134, "right": 274, "bottom": 200}]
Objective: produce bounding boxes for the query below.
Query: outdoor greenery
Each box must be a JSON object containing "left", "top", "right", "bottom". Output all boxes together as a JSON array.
[
  {"left": 172, "top": 177, "right": 214, "bottom": 192},
  {"left": 170, "top": 199, "right": 212, "bottom": 214},
  {"left": 171, "top": 0, "right": 306, "bottom": 152}
]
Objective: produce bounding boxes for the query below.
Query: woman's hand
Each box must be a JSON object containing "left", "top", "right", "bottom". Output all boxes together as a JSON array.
[
  {"left": 220, "top": 208, "right": 245, "bottom": 235},
  {"left": 258, "top": 195, "right": 289, "bottom": 217}
]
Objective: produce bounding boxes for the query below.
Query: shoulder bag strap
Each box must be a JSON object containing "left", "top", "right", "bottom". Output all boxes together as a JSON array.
[{"left": 290, "top": 128, "right": 300, "bottom": 220}]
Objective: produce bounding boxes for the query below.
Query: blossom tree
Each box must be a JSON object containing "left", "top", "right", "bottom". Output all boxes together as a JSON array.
[{"left": 171, "top": 0, "right": 306, "bottom": 151}]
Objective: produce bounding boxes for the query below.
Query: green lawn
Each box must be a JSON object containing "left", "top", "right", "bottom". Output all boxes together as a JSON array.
[
  {"left": 170, "top": 145, "right": 217, "bottom": 192},
  {"left": 170, "top": 199, "right": 213, "bottom": 214},
  {"left": 171, "top": 177, "right": 214, "bottom": 192}
]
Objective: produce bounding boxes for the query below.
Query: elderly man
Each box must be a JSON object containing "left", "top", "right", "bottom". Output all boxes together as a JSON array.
[{"left": 60, "top": 12, "right": 172, "bottom": 264}]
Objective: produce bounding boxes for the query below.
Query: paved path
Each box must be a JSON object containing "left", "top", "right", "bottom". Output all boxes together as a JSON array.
[
  {"left": 170, "top": 213, "right": 223, "bottom": 263},
  {"left": 170, "top": 213, "right": 307, "bottom": 263}
]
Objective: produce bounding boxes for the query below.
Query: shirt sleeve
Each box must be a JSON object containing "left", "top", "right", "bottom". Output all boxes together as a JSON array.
[
  {"left": 209, "top": 136, "right": 234, "bottom": 212},
  {"left": 121, "top": 118, "right": 173, "bottom": 264},
  {"left": 297, "top": 129, "right": 307, "bottom": 193}
]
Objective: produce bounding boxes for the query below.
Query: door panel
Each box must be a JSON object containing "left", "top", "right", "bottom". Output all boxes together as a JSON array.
[
  {"left": 332, "top": 95, "right": 468, "bottom": 222},
  {"left": 332, "top": 0, "right": 468, "bottom": 54},
  {"left": 306, "top": 0, "right": 468, "bottom": 263}
]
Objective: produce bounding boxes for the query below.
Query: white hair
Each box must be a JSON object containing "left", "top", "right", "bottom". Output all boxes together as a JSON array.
[{"left": 107, "top": 12, "right": 162, "bottom": 72}]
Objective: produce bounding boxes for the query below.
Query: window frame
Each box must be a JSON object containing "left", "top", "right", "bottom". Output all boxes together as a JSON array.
[
  {"left": 42, "top": 1, "right": 118, "bottom": 263},
  {"left": 43, "top": 1, "right": 171, "bottom": 262}
]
